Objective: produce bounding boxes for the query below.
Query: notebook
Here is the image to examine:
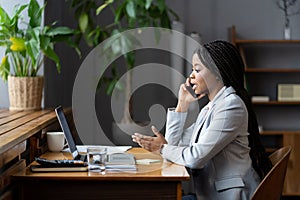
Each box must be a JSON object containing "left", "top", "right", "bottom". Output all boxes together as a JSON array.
[{"left": 55, "top": 106, "right": 87, "bottom": 162}]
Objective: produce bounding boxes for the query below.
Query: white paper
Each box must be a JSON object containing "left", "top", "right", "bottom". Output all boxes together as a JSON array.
[
  {"left": 136, "top": 159, "right": 161, "bottom": 165},
  {"left": 75, "top": 145, "right": 132, "bottom": 154}
]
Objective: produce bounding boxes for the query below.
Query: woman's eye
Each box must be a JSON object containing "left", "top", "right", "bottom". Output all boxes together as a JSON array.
[{"left": 194, "top": 69, "right": 200, "bottom": 73}]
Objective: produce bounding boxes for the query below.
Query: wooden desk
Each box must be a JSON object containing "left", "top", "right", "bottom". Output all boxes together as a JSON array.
[
  {"left": 13, "top": 148, "right": 190, "bottom": 200},
  {"left": 0, "top": 108, "right": 70, "bottom": 199}
]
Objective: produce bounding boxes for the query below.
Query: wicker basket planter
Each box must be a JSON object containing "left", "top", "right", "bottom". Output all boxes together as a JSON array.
[{"left": 8, "top": 76, "right": 44, "bottom": 110}]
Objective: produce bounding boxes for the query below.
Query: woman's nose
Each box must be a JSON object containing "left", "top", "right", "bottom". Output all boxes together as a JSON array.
[
  {"left": 188, "top": 75, "right": 195, "bottom": 84},
  {"left": 189, "top": 73, "right": 195, "bottom": 79}
]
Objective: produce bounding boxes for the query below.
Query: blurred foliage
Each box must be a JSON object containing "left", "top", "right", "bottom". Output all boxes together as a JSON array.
[{"left": 69, "top": 0, "right": 178, "bottom": 95}]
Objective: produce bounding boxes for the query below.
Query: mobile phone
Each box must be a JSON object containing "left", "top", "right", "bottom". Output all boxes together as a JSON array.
[{"left": 186, "top": 84, "right": 198, "bottom": 98}]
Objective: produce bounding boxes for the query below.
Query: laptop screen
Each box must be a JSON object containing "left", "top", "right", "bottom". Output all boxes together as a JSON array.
[{"left": 55, "top": 106, "right": 79, "bottom": 159}]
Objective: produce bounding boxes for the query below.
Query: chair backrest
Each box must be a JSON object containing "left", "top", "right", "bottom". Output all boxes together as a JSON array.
[{"left": 251, "top": 146, "right": 291, "bottom": 200}]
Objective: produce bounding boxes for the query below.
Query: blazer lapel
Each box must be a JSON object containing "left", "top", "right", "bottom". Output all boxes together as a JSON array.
[
  {"left": 190, "top": 106, "right": 209, "bottom": 144},
  {"left": 190, "top": 86, "right": 236, "bottom": 144}
]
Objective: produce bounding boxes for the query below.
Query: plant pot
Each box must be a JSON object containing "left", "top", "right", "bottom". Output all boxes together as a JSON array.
[
  {"left": 8, "top": 76, "right": 44, "bottom": 110},
  {"left": 284, "top": 26, "right": 291, "bottom": 40}
]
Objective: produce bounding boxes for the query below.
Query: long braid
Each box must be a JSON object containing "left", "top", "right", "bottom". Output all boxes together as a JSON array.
[{"left": 198, "top": 40, "right": 272, "bottom": 179}]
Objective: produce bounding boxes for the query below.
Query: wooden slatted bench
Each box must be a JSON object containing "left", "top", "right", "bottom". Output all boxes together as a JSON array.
[{"left": 0, "top": 108, "right": 71, "bottom": 200}]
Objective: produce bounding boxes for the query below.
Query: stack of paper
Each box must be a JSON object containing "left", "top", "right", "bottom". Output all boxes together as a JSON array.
[
  {"left": 75, "top": 145, "right": 132, "bottom": 154},
  {"left": 106, "top": 153, "right": 136, "bottom": 171}
]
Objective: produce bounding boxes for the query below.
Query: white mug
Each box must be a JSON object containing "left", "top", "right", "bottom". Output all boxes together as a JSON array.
[{"left": 47, "top": 132, "right": 65, "bottom": 152}]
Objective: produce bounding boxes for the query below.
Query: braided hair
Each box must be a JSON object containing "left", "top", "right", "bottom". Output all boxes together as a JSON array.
[{"left": 196, "top": 40, "right": 272, "bottom": 179}]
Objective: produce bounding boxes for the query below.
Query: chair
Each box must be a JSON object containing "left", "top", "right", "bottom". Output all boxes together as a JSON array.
[{"left": 251, "top": 146, "right": 292, "bottom": 200}]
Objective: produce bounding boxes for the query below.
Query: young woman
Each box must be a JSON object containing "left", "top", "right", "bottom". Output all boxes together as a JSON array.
[{"left": 132, "top": 40, "right": 272, "bottom": 200}]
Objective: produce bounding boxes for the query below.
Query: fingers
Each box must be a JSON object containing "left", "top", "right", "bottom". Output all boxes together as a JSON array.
[
  {"left": 185, "top": 77, "right": 191, "bottom": 86},
  {"left": 131, "top": 134, "right": 151, "bottom": 150},
  {"left": 131, "top": 133, "right": 152, "bottom": 147},
  {"left": 151, "top": 125, "right": 160, "bottom": 137},
  {"left": 132, "top": 133, "right": 143, "bottom": 140},
  {"left": 131, "top": 127, "right": 166, "bottom": 153},
  {"left": 180, "top": 83, "right": 187, "bottom": 92},
  {"left": 131, "top": 133, "right": 143, "bottom": 145},
  {"left": 132, "top": 134, "right": 143, "bottom": 148},
  {"left": 132, "top": 132, "right": 161, "bottom": 152}
]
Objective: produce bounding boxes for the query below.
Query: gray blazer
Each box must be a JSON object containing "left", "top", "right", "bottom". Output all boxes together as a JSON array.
[{"left": 161, "top": 86, "right": 260, "bottom": 200}]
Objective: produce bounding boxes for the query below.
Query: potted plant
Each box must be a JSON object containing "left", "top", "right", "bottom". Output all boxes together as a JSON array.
[
  {"left": 70, "top": 0, "right": 178, "bottom": 145},
  {"left": 0, "top": 0, "right": 79, "bottom": 110}
]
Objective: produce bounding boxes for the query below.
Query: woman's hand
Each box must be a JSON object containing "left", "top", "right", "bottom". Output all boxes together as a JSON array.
[
  {"left": 132, "top": 126, "right": 167, "bottom": 154},
  {"left": 176, "top": 78, "right": 204, "bottom": 112}
]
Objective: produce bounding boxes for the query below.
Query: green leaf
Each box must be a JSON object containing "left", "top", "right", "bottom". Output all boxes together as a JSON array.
[
  {"left": 0, "top": 38, "right": 9, "bottom": 46},
  {"left": 96, "top": 0, "right": 114, "bottom": 15},
  {"left": 111, "top": 66, "right": 117, "bottom": 76},
  {"left": 160, "top": 10, "right": 171, "bottom": 28},
  {"left": 28, "top": 27, "right": 40, "bottom": 41},
  {"left": 87, "top": 27, "right": 106, "bottom": 47},
  {"left": 61, "top": 36, "right": 81, "bottom": 58},
  {"left": 79, "top": 13, "right": 88, "bottom": 32},
  {"left": 106, "top": 78, "right": 117, "bottom": 95},
  {"left": 96, "top": 4, "right": 108, "bottom": 15},
  {"left": 10, "top": 4, "right": 27, "bottom": 33},
  {"left": 145, "top": 0, "right": 153, "bottom": 10},
  {"left": 120, "top": 35, "right": 131, "bottom": 54},
  {"left": 114, "top": 2, "right": 126, "bottom": 23},
  {"left": 103, "top": 33, "right": 118, "bottom": 51},
  {"left": 39, "top": 35, "right": 51, "bottom": 51},
  {"left": 28, "top": 0, "right": 42, "bottom": 27},
  {"left": 0, "top": 31, "right": 10, "bottom": 43},
  {"left": 149, "top": 6, "right": 161, "bottom": 19},
  {"left": 43, "top": 46, "right": 61, "bottom": 73},
  {"left": 153, "top": 26, "right": 161, "bottom": 44},
  {"left": 46, "top": 26, "right": 75, "bottom": 36},
  {"left": 156, "top": 0, "right": 166, "bottom": 13},
  {"left": 0, "top": 7, "right": 10, "bottom": 24},
  {"left": 25, "top": 39, "right": 39, "bottom": 66},
  {"left": 126, "top": 1, "right": 136, "bottom": 18},
  {"left": 111, "top": 38, "right": 121, "bottom": 55},
  {"left": 124, "top": 51, "right": 135, "bottom": 69},
  {"left": 0, "top": 56, "right": 10, "bottom": 82},
  {"left": 110, "top": 29, "right": 121, "bottom": 54},
  {"left": 115, "top": 80, "right": 124, "bottom": 91},
  {"left": 12, "top": 4, "right": 28, "bottom": 19}
]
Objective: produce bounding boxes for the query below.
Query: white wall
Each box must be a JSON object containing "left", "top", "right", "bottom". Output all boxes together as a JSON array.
[{"left": 0, "top": 0, "right": 44, "bottom": 108}]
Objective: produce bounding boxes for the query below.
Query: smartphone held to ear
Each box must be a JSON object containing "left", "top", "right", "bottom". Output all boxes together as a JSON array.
[{"left": 186, "top": 85, "right": 198, "bottom": 98}]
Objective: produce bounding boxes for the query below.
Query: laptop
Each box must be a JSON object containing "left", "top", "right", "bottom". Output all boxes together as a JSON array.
[{"left": 55, "top": 106, "right": 87, "bottom": 162}]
